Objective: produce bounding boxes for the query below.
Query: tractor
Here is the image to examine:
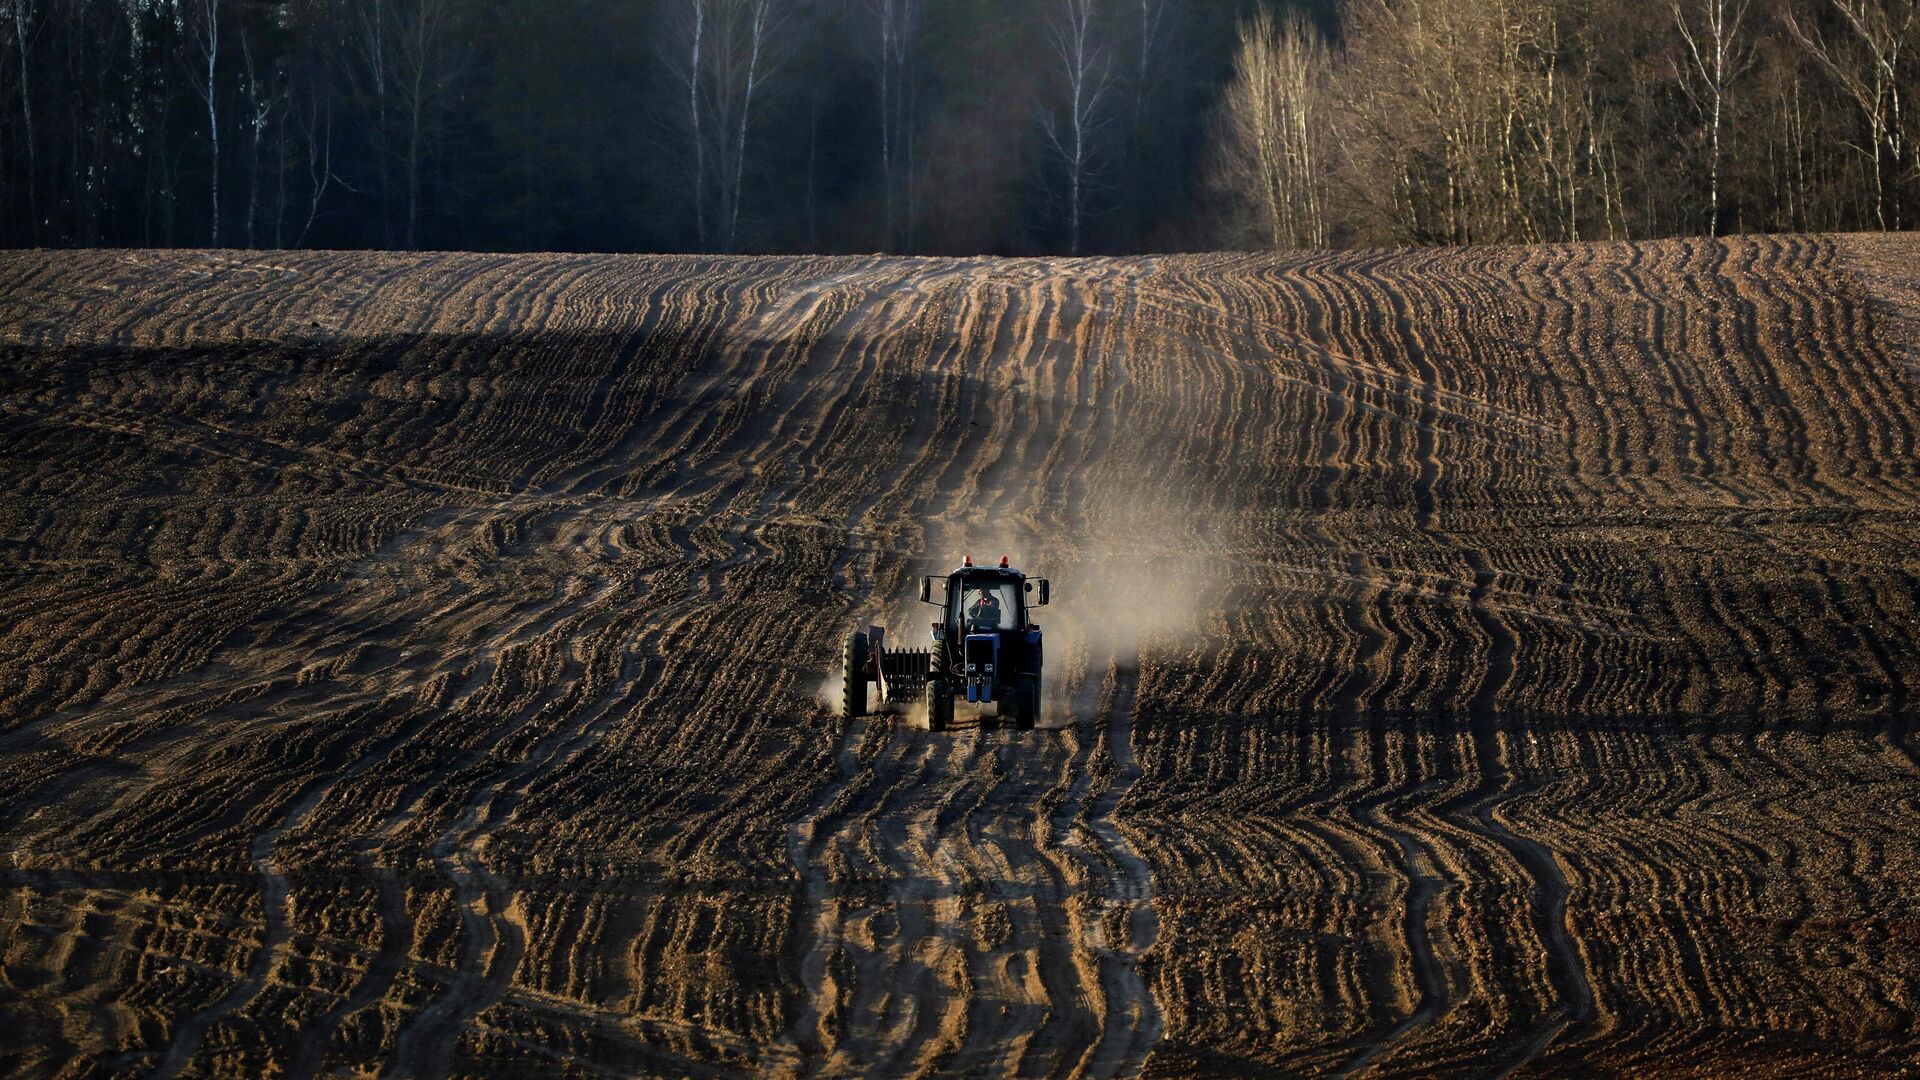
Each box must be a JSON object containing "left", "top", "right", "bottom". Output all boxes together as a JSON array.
[{"left": 840, "top": 555, "right": 1051, "bottom": 731}]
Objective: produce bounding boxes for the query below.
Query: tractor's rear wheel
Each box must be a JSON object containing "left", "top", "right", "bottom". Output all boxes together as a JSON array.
[
  {"left": 842, "top": 631, "right": 870, "bottom": 719},
  {"left": 928, "top": 681, "right": 953, "bottom": 732},
  {"left": 1015, "top": 675, "right": 1040, "bottom": 731}
]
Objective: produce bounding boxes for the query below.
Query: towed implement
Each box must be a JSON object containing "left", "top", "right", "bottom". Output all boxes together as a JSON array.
[{"left": 842, "top": 555, "right": 1051, "bottom": 731}]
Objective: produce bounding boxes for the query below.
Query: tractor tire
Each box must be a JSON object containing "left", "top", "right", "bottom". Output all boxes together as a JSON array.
[
  {"left": 928, "top": 682, "right": 953, "bottom": 732},
  {"left": 1015, "top": 675, "right": 1040, "bottom": 731},
  {"left": 842, "top": 631, "right": 870, "bottom": 719}
]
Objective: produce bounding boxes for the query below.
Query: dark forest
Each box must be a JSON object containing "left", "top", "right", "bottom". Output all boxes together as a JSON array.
[{"left": 1, "top": 0, "right": 1915, "bottom": 255}]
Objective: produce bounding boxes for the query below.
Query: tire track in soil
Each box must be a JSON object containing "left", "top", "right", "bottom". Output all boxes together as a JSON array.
[
  {"left": 1322, "top": 559, "right": 1448, "bottom": 1076},
  {"left": 1329, "top": 745, "right": 1449, "bottom": 1078},
  {"left": 285, "top": 863, "right": 409, "bottom": 1076},
  {"left": 383, "top": 491, "right": 785, "bottom": 1077},
  {"left": 148, "top": 782, "right": 322, "bottom": 1080},
  {"left": 767, "top": 716, "right": 866, "bottom": 1075},
  {"left": 772, "top": 623, "right": 1146, "bottom": 1077},
  {"left": 1075, "top": 650, "right": 1161, "bottom": 1079},
  {"left": 364, "top": 257, "right": 850, "bottom": 1075},
  {"left": 1459, "top": 550, "right": 1594, "bottom": 1073},
  {"left": 145, "top": 664, "right": 486, "bottom": 1078}
]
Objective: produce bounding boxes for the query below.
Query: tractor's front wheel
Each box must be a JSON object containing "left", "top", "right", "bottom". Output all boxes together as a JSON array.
[
  {"left": 928, "top": 681, "right": 953, "bottom": 732},
  {"left": 842, "top": 631, "right": 870, "bottom": 719}
]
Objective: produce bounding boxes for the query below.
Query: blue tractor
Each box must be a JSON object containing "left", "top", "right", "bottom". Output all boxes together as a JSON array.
[{"left": 841, "top": 555, "right": 1051, "bottom": 731}]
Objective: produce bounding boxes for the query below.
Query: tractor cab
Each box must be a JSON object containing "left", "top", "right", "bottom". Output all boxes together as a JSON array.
[
  {"left": 953, "top": 576, "right": 1023, "bottom": 635},
  {"left": 921, "top": 556, "right": 1050, "bottom": 643}
]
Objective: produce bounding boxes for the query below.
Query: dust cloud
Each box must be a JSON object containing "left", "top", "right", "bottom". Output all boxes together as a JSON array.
[{"left": 876, "top": 471, "right": 1225, "bottom": 729}]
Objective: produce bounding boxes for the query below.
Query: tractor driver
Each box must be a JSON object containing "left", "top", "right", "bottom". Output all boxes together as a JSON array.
[{"left": 967, "top": 587, "right": 1003, "bottom": 631}]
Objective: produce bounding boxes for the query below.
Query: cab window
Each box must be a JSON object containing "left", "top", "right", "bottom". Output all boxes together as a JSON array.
[{"left": 954, "top": 580, "right": 1020, "bottom": 632}]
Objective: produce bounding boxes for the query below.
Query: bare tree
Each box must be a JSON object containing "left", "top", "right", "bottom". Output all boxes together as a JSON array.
[
  {"left": 1785, "top": 0, "right": 1919, "bottom": 228},
  {"left": 337, "top": 0, "right": 394, "bottom": 244},
  {"left": 392, "top": 0, "right": 459, "bottom": 249},
  {"left": 241, "top": 24, "right": 285, "bottom": 249},
  {"left": 867, "top": 0, "right": 921, "bottom": 250},
  {"left": 309, "top": 0, "right": 462, "bottom": 249},
  {"left": 1132, "top": 0, "right": 1166, "bottom": 124},
  {"left": 1207, "top": 8, "right": 1329, "bottom": 249},
  {"left": 723, "top": 0, "right": 784, "bottom": 251},
  {"left": 1121, "top": 0, "right": 1170, "bottom": 242},
  {"left": 294, "top": 89, "right": 334, "bottom": 247},
  {"left": 1040, "top": 0, "right": 1115, "bottom": 254},
  {"left": 1673, "top": 0, "right": 1756, "bottom": 235},
  {"left": 185, "top": 0, "right": 222, "bottom": 247},
  {"left": 6, "top": 0, "right": 37, "bottom": 232},
  {"left": 667, "top": 0, "right": 790, "bottom": 253},
  {"left": 1334, "top": 0, "right": 1613, "bottom": 246},
  {"left": 680, "top": 0, "right": 707, "bottom": 249}
]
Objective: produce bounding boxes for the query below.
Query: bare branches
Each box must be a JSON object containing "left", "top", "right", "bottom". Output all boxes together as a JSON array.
[
  {"left": 294, "top": 89, "right": 334, "bottom": 248},
  {"left": 1207, "top": 8, "right": 1329, "bottom": 250},
  {"left": 667, "top": 0, "right": 793, "bottom": 254},
  {"left": 726, "top": 0, "right": 787, "bottom": 252},
  {"left": 866, "top": 0, "right": 921, "bottom": 251},
  {"left": 678, "top": 0, "right": 707, "bottom": 249},
  {"left": 181, "top": 0, "right": 222, "bottom": 247},
  {"left": 6, "top": 0, "right": 39, "bottom": 230},
  {"left": 241, "top": 26, "right": 287, "bottom": 249},
  {"left": 1038, "top": 0, "right": 1116, "bottom": 254},
  {"left": 392, "top": 0, "right": 463, "bottom": 249},
  {"left": 1784, "top": 0, "right": 1919, "bottom": 228},
  {"left": 1672, "top": 0, "right": 1757, "bottom": 234}
]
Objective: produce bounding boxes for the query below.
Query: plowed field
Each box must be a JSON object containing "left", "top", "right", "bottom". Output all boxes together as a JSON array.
[{"left": 3, "top": 235, "right": 1919, "bottom": 1077}]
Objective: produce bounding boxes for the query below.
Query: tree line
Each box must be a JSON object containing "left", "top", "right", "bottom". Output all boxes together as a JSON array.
[
  {"left": 1209, "top": 0, "right": 1920, "bottom": 248},
  {"left": 1, "top": 0, "right": 1914, "bottom": 256}
]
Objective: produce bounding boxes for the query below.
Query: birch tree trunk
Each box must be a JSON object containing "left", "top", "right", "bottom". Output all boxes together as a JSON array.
[
  {"left": 725, "top": 0, "right": 778, "bottom": 253},
  {"left": 1044, "top": 0, "right": 1113, "bottom": 255},
  {"left": 1674, "top": 0, "right": 1754, "bottom": 236},
  {"left": 867, "top": 0, "right": 919, "bottom": 251},
  {"left": 200, "top": 0, "right": 221, "bottom": 248},
  {"left": 241, "top": 27, "right": 279, "bottom": 249},
  {"left": 8, "top": 0, "right": 36, "bottom": 233},
  {"left": 688, "top": 0, "right": 707, "bottom": 249}
]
